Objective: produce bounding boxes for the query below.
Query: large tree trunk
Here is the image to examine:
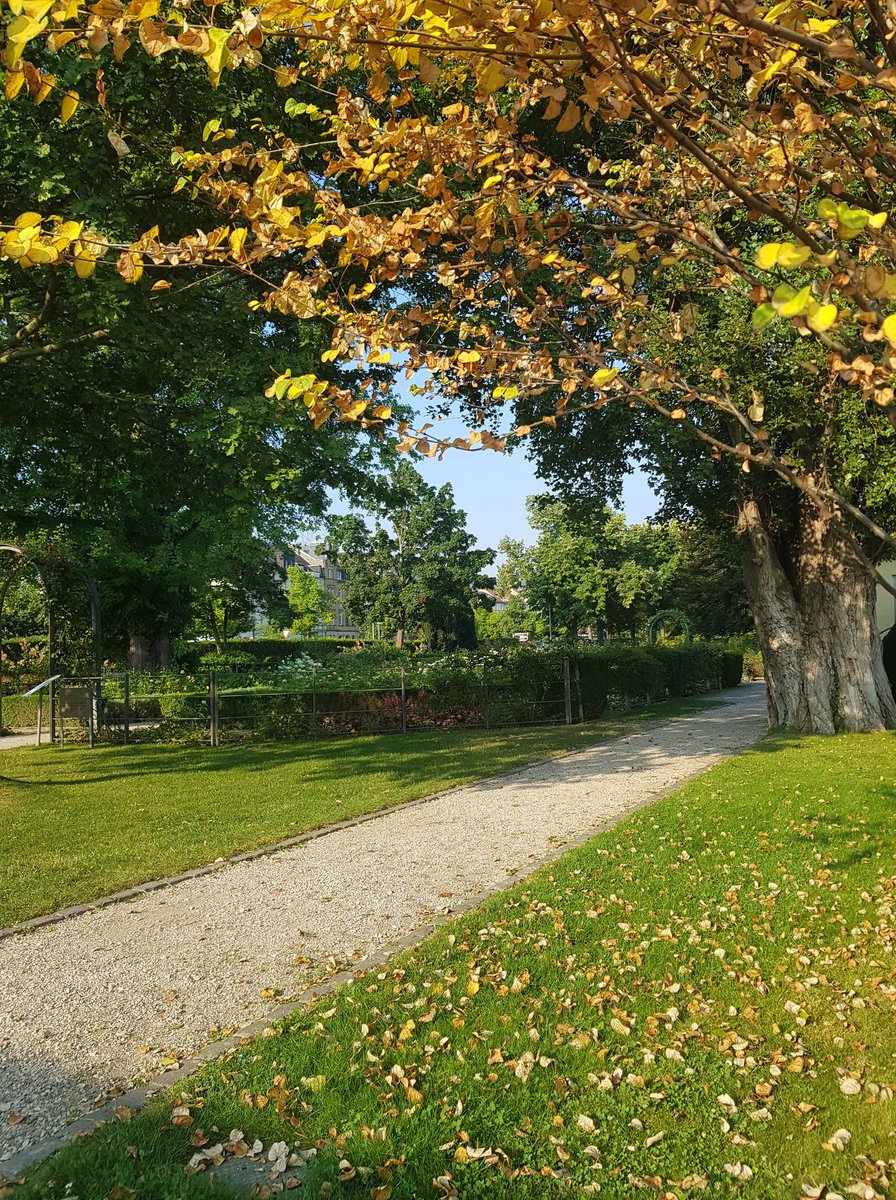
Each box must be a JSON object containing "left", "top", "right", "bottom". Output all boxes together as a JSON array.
[
  {"left": 737, "top": 497, "right": 896, "bottom": 733},
  {"left": 127, "top": 632, "right": 171, "bottom": 671}
]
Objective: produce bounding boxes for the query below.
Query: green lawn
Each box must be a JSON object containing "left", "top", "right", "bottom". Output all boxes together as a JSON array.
[
  {"left": 0, "top": 698, "right": 713, "bottom": 926},
  {"left": 16, "top": 730, "right": 896, "bottom": 1199}
]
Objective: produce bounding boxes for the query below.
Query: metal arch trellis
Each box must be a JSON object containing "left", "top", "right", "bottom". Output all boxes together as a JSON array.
[
  {"left": 647, "top": 608, "right": 693, "bottom": 645},
  {"left": 0, "top": 544, "right": 102, "bottom": 736}
]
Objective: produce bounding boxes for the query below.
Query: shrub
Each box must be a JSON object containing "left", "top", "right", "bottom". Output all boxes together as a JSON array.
[
  {"left": 177, "top": 638, "right": 359, "bottom": 671},
  {"left": 720, "top": 651, "right": 744, "bottom": 688},
  {"left": 158, "top": 691, "right": 208, "bottom": 720}
]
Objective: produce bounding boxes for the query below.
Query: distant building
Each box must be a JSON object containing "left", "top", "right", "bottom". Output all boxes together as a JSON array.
[
  {"left": 477, "top": 587, "right": 512, "bottom": 612},
  {"left": 280, "top": 545, "right": 361, "bottom": 639}
]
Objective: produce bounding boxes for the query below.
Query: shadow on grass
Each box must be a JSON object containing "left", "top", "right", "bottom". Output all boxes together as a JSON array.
[{"left": 0, "top": 692, "right": 753, "bottom": 795}]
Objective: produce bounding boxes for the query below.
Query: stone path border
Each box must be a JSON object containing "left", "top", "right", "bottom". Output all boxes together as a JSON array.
[{"left": 0, "top": 684, "right": 768, "bottom": 1182}]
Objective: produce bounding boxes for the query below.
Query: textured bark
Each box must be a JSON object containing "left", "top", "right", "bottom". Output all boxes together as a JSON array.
[
  {"left": 738, "top": 498, "right": 896, "bottom": 733},
  {"left": 127, "top": 632, "right": 172, "bottom": 671}
]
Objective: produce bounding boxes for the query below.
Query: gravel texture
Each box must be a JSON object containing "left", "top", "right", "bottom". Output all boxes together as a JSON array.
[{"left": 0, "top": 684, "right": 767, "bottom": 1164}]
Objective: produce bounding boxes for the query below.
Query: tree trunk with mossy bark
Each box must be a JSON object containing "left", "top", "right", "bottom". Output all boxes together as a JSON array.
[
  {"left": 737, "top": 497, "right": 896, "bottom": 733},
  {"left": 127, "top": 632, "right": 171, "bottom": 672}
]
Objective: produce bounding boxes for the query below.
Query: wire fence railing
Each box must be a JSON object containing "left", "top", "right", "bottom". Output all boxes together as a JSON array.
[{"left": 14, "top": 660, "right": 599, "bottom": 747}]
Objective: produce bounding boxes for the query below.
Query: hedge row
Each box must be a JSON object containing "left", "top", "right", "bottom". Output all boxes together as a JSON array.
[
  {"left": 1, "top": 643, "right": 743, "bottom": 737},
  {"left": 176, "top": 638, "right": 360, "bottom": 671}
]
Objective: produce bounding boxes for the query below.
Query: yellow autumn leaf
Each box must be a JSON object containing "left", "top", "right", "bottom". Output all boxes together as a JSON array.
[
  {"left": 59, "top": 89, "right": 78, "bottom": 123},
  {"left": 5, "top": 13, "right": 47, "bottom": 66},
  {"left": 868, "top": 211, "right": 888, "bottom": 230},
  {"left": 880, "top": 313, "right": 896, "bottom": 347},
  {"left": 776, "top": 244, "right": 811, "bottom": 269},
  {"left": 33, "top": 71, "right": 53, "bottom": 103},
  {"left": 20, "top": 241, "right": 57, "bottom": 266},
  {"left": 807, "top": 303, "right": 837, "bottom": 334},
  {"left": 478, "top": 58, "right": 506, "bottom": 95},
  {"left": 53, "top": 219, "right": 82, "bottom": 246},
  {"left": 202, "top": 26, "right": 231, "bottom": 88},
  {"left": 591, "top": 367, "right": 619, "bottom": 387},
  {"left": 229, "top": 227, "right": 248, "bottom": 258},
  {"left": 466, "top": 978, "right": 480, "bottom": 996},
  {"left": 755, "top": 242, "right": 781, "bottom": 270},
  {"left": 74, "top": 250, "right": 97, "bottom": 278},
  {"left": 15, "top": 211, "right": 42, "bottom": 229},
  {"left": 776, "top": 284, "right": 811, "bottom": 317},
  {"left": 5, "top": 69, "right": 25, "bottom": 100}
]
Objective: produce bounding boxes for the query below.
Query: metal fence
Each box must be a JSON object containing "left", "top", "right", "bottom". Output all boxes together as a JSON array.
[{"left": 22, "top": 660, "right": 589, "bottom": 748}]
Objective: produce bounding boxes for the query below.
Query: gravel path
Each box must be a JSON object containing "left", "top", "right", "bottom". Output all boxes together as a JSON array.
[
  {"left": 0, "top": 685, "right": 767, "bottom": 1165},
  {"left": 0, "top": 732, "right": 38, "bottom": 750}
]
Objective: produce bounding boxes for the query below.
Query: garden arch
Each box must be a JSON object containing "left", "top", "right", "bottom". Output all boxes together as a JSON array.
[{"left": 647, "top": 608, "right": 693, "bottom": 645}]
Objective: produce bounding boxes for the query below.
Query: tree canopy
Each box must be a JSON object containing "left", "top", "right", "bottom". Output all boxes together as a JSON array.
[{"left": 4, "top": 0, "right": 896, "bottom": 544}]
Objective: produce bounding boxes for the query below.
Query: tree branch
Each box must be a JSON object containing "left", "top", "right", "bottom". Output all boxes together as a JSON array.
[{"left": 0, "top": 328, "right": 110, "bottom": 366}]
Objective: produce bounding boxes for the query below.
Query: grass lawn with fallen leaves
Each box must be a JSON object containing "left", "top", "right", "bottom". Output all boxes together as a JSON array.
[
  {"left": 0, "top": 696, "right": 713, "bottom": 926},
  {"left": 14, "top": 729, "right": 896, "bottom": 1199}
]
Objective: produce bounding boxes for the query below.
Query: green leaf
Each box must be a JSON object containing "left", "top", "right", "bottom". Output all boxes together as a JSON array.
[{"left": 752, "top": 303, "right": 776, "bottom": 330}]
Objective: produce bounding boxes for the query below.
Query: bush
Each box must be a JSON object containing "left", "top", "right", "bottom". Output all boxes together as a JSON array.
[
  {"left": 0, "top": 693, "right": 39, "bottom": 730},
  {"left": 650, "top": 643, "right": 719, "bottom": 696},
  {"left": 158, "top": 691, "right": 208, "bottom": 720},
  {"left": 177, "top": 638, "right": 359, "bottom": 671},
  {"left": 720, "top": 651, "right": 744, "bottom": 688}
]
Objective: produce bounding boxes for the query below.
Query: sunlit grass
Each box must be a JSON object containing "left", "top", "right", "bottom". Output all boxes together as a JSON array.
[{"left": 16, "top": 730, "right": 896, "bottom": 1198}]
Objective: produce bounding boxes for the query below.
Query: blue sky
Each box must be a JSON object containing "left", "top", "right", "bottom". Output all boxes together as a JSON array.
[
  {"left": 320, "top": 381, "right": 661, "bottom": 552},
  {"left": 413, "top": 447, "right": 660, "bottom": 552},
  {"left": 324, "top": 445, "right": 660, "bottom": 554}
]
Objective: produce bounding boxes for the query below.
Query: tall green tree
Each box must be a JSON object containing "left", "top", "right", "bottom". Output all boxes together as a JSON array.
[
  {"left": 0, "top": 51, "right": 391, "bottom": 666},
  {"left": 499, "top": 501, "right": 682, "bottom": 640},
  {"left": 285, "top": 567, "right": 335, "bottom": 637},
  {"left": 326, "top": 464, "right": 494, "bottom": 648}
]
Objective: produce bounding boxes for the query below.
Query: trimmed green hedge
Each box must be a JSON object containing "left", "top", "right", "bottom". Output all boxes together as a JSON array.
[
  {"left": 1, "top": 642, "right": 743, "bottom": 739},
  {"left": 0, "top": 693, "right": 40, "bottom": 731},
  {"left": 177, "top": 638, "right": 360, "bottom": 671}
]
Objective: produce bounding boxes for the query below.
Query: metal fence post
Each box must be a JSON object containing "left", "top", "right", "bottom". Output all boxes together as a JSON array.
[
  {"left": 400, "top": 666, "right": 407, "bottom": 734},
  {"left": 87, "top": 681, "right": 95, "bottom": 748},
  {"left": 123, "top": 672, "right": 130, "bottom": 745},
  {"left": 209, "top": 669, "right": 219, "bottom": 747},
  {"left": 48, "top": 675, "right": 56, "bottom": 743},
  {"left": 311, "top": 667, "right": 318, "bottom": 739},
  {"left": 575, "top": 661, "right": 585, "bottom": 724},
  {"left": 36, "top": 690, "right": 43, "bottom": 747},
  {"left": 483, "top": 664, "right": 490, "bottom": 732},
  {"left": 563, "top": 657, "right": 573, "bottom": 726}
]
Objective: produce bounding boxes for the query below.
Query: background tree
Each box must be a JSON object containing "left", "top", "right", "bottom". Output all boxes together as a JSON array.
[
  {"left": 285, "top": 567, "right": 335, "bottom": 637},
  {"left": 326, "top": 464, "right": 494, "bottom": 649},
  {"left": 499, "top": 500, "right": 683, "bottom": 640},
  {"left": 473, "top": 595, "right": 545, "bottom": 644},
  {"left": 190, "top": 533, "right": 287, "bottom": 650}
]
